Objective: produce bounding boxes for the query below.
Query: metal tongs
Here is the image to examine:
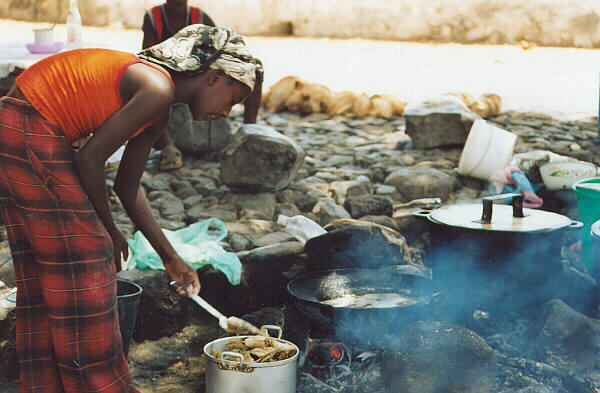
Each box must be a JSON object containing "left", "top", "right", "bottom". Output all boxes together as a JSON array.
[{"left": 170, "top": 281, "right": 266, "bottom": 336}]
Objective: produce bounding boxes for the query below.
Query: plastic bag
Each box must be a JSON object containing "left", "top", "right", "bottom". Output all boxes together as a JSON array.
[
  {"left": 0, "top": 288, "right": 16, "bottom": 320},
  {"left": 277, "top": 214, "right": 326, "bottom": 244},
  {"left": 126, "top": 218, "right": 242, "bottom": 285}
]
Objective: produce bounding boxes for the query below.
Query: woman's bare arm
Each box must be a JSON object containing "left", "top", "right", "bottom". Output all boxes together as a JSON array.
[
  {"left": 113, "top": 125, "right": 200, "bottom": 293},
  {"left": 74, "top": 64, "right": 200, "bottom": 293}
]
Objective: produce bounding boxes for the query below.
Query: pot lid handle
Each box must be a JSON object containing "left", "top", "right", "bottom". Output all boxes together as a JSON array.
[{"left": 479, "top": 193, "right": 524, "bottom": 224}]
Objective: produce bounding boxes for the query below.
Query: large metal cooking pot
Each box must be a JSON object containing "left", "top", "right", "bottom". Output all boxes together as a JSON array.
[
  {"left": 203, "top": 326, "right": 298, "bottom": 393},
  {"left": 413, "top": 193, "right": 583, "bottom": 312},
  {"left": 287, "top": 267, "right": 440, "bottom": 344}
]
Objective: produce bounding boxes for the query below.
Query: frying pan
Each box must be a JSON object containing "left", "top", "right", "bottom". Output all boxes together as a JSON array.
[{"left": 287, "top": 266, "right": 441, "bottom": 343}]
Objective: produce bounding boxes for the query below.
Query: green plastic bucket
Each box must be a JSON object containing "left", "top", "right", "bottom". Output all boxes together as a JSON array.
[{"left": 572, "top": 177, "right": 600, "bottom": 273}]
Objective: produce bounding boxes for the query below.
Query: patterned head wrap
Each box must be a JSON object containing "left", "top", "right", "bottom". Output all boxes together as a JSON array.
[{"left": 138, "top": 24, "right": 263, "bottom": 90}]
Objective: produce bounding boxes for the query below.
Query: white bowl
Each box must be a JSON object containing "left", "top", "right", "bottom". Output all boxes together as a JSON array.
[{"left": 540, "top": 161, "right": 598, "bottom": 191}]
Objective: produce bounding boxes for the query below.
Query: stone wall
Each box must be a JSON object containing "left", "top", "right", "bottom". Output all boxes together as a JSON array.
[{"left": 2, "top": 0, "right": 600, "bottom": 48}]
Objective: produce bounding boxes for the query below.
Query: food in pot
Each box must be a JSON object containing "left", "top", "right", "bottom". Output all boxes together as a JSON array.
[
  {"left": 225, "top": 316, "right": 267, "bottom": 336},
  {"left": 320, "top": 292, "right": 421, "bottom": 308},
  {"left": 213, "top": 336, "right": 297, "bottom": 363}
]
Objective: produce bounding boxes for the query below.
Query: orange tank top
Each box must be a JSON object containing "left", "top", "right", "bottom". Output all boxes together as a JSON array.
[{"left": 16, "top": 48, "right": 173, "bottom": 142}]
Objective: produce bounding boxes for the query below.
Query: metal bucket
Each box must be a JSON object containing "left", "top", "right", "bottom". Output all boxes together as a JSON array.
[
  {"left": 116, "top": 279, "right": 142, "bottom": 359},
  {"left": 203, "top": 326, "right": 298, "bottom": 393}
]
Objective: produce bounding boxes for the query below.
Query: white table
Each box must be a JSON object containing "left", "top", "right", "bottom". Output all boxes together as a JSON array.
[
  {"left": 0, "top": 41, "right": 134, "bottom": 93},
  {"left": 0, "top": 41, "right": 53, "bottom": 79}
]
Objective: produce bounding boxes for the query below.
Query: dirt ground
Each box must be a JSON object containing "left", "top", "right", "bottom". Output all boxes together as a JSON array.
[{"left": 2, "top": 18, "right": 600, "bottom": 118}]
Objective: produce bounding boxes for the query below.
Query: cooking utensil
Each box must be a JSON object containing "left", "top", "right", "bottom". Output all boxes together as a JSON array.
[
  {"left": 287, "top": 267, "right": 440, "bottom": 344},
  {"left": 413, "top": 193, "right": 583, "bottom": 312},
  {"left": 203, "top": 327, "right": 298, "bottom": 393},
  {"left": 170, "top": 281, "right": 265, "bottom": 335},
  {"left": 190, "top": 293, "right": 229, "bottom": 331}
]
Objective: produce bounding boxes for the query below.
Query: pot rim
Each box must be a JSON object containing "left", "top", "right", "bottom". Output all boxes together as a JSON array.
[
  {"left": 203, "top": 335, "right": 299, "bottom": 368},
  {"left": 415, "top": 204, "right": 578, "bottom": 233},
  {"left": 287, "top": 268, "right": 435, "bottom": 312}
]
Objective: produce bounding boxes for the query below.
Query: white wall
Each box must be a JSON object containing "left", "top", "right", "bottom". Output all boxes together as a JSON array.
[{"left": 2, "top": 0, "right": 600, "bottom": 48}]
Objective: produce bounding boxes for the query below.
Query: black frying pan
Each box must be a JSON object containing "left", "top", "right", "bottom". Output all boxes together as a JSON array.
[{"left": 287, "top": 266, "right": 441, "bottom": 342}]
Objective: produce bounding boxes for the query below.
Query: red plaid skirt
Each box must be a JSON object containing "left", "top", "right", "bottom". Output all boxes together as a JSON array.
[{"left": 0, "top": 97, "right": 136, "bottom": 393}]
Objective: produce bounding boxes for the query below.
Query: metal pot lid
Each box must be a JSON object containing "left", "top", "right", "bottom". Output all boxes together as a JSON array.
[{"left": 428, "top": 203, "right": 574, "bottom": 233}]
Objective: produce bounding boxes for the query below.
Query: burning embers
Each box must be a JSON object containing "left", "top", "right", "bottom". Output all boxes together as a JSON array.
[{"left": 298, "top": 339, "right": 384, "bottom": 393}]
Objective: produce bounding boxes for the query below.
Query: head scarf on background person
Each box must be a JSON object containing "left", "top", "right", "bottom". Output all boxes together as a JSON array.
[{"left": 138, "top": 24, "right": 263, "bottom": 91}]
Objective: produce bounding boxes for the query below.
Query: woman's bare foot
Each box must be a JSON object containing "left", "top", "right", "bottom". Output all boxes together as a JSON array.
[{"left": 159, "top": 144, "right": 183, "bottom": 170}]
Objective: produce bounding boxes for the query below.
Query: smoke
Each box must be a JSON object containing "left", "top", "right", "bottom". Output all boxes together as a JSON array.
[{"left": 324, "top": 224, "right": 598, "bottom": 350}]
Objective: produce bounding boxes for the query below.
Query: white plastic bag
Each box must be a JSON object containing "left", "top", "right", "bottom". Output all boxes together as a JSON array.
[{"left": 277, "top": 214, "right": 326, "bottom": 244}]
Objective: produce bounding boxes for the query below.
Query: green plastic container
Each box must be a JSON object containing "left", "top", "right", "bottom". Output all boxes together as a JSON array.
[{"left": 572, "top": 177, "right": 600, "bottom": 273}]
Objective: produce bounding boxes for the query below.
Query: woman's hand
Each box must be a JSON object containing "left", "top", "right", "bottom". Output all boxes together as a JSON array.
[
  {"left": 109, "top": 228, "right": 129, "bottom": 272},
  {"left": 164, "top": 256, "right": 201, "bottom": 297}
]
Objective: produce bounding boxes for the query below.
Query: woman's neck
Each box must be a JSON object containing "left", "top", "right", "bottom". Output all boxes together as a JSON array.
[{"left": 170, "top": 71, "right": 206, "bottom": 104}]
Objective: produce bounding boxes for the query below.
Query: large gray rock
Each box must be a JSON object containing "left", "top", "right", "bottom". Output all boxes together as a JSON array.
[
  {"left": 312, "top": 198, "right": 352, "bottom": 226},
  {"left": 232, "top": 193, "right": 278, "bottom": 222},
  {"left": 382, "top": 321, "right": 496, "bottom": 393},
  {"left": 277, "top": 188, "right": 322, "bottom": 212},
  {"left": 404, "top": 96, "right": 480, "bottom": 149},
  {"left": 534, "top": 299, "right": 600, "bottom": 373},
  {"left": 330, "top": 176, "right": 372, "bottom": 203},
  {"left": 544, "top": 260, "right": 597, "bottom": 313},
  {"left": 343, "top": 195, "right": 393, "bottom": 218},
  {"left": 168, "top": 104, "right": 233, "bottom": 154},
  {"left": 237, "top": 241, "right": 307, "bottom": 309},
  {"left": 220, "top": 125, "right": 305, "bottom": 192},
  {"left": 385, "top": 167, "right": 455, "bottom": 202},
  {"left": 305, "top": 218, "right": 420, "bottom": 270}
]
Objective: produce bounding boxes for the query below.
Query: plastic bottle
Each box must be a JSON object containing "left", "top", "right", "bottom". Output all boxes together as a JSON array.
[
  {"left": 277, "top": 214, "right": 326, "bottom": 243},
  {"left": 65, "top": 0, "right": 82, "bottom": 50}
]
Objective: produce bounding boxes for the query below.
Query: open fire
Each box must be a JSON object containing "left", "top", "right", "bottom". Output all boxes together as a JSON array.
[{"left": 287, "top": 199, "right": 600, "bottom": 393}]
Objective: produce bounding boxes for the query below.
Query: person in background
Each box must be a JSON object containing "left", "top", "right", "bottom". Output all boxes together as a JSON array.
[
  {"left": 142, "top": 0, "right": 262, "bottom": 170},
  {"left": 1, "top": 25, "right": 262, "bottom": 393}
]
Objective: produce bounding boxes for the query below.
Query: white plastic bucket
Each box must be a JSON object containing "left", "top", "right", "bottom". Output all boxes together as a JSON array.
[{"left": 458, "top": 119, "right": 517, "bottom": 181}]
